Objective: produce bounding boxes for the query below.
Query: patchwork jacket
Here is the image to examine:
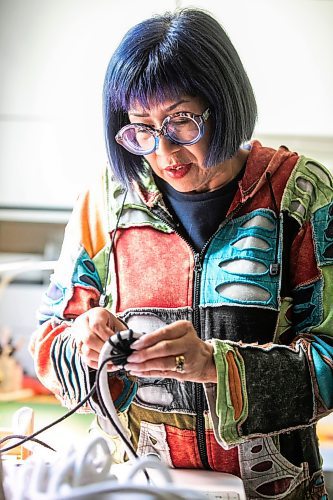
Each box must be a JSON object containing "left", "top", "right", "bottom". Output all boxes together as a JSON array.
[{"left": 30, "top": 141, "right": 333, "bottom": 499}]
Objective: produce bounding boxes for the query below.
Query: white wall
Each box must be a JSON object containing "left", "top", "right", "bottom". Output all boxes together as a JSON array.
[
  {"left": 182, "top": 0, "right": 333, "bottom": 137},
  {"left": 0, "top": 0, "right": 332, "bottom": 209},
  {"left": 0, "top": 0, "right": 175, "bottom": 208}
]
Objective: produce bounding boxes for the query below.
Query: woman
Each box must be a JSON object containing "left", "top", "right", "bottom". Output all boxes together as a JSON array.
[{"left": 31, "top": 8, "right": 333, "bottom": 498}]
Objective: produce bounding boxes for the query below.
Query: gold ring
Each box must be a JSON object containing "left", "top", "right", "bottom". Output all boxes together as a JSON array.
[{"left": 175, "top": 355, "right": 185, "bottom": 373}]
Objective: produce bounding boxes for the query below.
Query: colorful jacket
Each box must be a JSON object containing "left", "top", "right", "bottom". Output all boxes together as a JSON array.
[{"left": 30, "top": 141, "right": 333, "bottom": 499}]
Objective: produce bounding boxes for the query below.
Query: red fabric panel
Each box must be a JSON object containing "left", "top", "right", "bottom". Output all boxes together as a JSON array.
[
  {"left": 63, "top": 285, "right": 100, "bottom": 318},
  {"left": 114, "top": 227, "right": 194, "bottom": 311},
  {"left": 165, "top": 425, "right": 240, "bottom": 474},
  {"left": 230, "top": 144, "right": 299, "bottom": 216},
  {"left": 290, "top": 221, "right": 320, "bottom": 288},
  {"left": 206, "top": 429, "right": 240, "bottom": 475},
  {"left": 165, "top": 425, "right": 203, "bottom": 469}
]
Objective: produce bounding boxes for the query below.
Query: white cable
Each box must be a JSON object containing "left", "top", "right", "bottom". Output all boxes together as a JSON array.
[
  {"left": 47, "top": 453, "right": 77, "bottom": 495},
  {"left": 95, "top": 340, "right": 206, "bottom": 500},
  {"left": 5, "top": 437, "right": 206, "bottom": 500},
  {"left": 71, "top": 436, "right": 113, "bottom": 488},
  {"left": 2, "top": 337, "right": 225, "bottom": 500},
  {"left": 97, "top": 338, "right": 138, "bottom": 461},
  {"left": 124, "top": 456, "right": 173, "bottom": 484},
  {"left": 30, "top": 482, "right": 205, "bottom": 500},
  {"left": 28, "top": 456, "right": 53, "bottom": 496}
]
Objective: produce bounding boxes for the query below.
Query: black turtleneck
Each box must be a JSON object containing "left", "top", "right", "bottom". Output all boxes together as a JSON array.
[{"left": 154, "top": 167, "right": 245, "bottom": 252}]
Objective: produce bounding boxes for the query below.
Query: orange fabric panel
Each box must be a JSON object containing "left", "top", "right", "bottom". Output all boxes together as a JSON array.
[
  {"left": 226, "top": 350, "right": 243, "bottom": 421},
  {"left": 29, "top": 321, "right": 68, "bottom": 395},
  {"left": 69, "top": 185, "right": 107, "bottom": 259}
]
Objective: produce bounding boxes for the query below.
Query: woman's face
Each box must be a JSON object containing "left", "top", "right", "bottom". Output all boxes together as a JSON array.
[{"left": 128, "top": 96, "right": 229, "bottom": 193}]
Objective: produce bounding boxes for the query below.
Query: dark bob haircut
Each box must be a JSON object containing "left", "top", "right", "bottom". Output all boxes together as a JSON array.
[{"left": 103, "top": 8, "right": 257, "bottom": 187}]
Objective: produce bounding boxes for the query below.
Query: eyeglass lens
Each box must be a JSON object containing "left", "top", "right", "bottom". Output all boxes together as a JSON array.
[{"left": 122, "top": 115, "right": 201, "bottom": 154}]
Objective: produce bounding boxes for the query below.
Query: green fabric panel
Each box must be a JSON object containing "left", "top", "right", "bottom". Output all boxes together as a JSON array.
[
  {"left": 275, "top": 296, "right": 293, "bottom": 342},
  {"left": 93, "top": 245, "right": 110, "bottom": 290},
  {"left": 281, "top": 157, "right": 333, "bottom": 225},
  {"left": 107, "top": 171, "right": 172, "bottom": 233},
  {"left": 129, "top": 402, "right": 196, "bottom": 431},
  {"left": 139, "top": 161, "right": 161, "bottom": 194},
  {"left": 212, "top": 340, "right": 248, "bottom": 444},
  {"left": 312, "top": 266, "right": 333, "bottom": 336}
]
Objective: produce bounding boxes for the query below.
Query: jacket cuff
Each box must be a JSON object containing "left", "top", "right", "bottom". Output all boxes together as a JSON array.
[
  {"left": 50, "top": 331, "right": 137, "bottom": 415},
  {"left": 204, "top": 339, "right": 248, "bottom": 447}
]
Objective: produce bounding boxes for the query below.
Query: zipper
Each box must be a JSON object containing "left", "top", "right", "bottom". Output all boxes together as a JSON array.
[
  {"left": 191, "top": 201, "right": 246, "bottom": 469},
  {"left": 192, "top": 252, "right": 211, "bottom": 469},
  {"left": 150, "top": 200, "right": 248, "bottom": 469},
  {"left": 151, "top": 205, "right": 211, "bottom": 469},
  {"left": 192, "top": 253, "right": 202, "bottom": 329}
]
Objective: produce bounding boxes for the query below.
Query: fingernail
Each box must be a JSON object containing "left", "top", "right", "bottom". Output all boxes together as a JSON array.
[{"left": 131, "top": 340, "right": 142, "bottom": 349}]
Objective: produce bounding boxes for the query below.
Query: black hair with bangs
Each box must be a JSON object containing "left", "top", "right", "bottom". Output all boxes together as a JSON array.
[{"left": 103, "top": 8, "right": 257, "bottom": 187}]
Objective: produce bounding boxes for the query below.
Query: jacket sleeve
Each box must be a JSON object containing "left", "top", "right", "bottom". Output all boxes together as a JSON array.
[
  {"left": 29, "top": 172, "right": 137, "bottom": 413},
  {"left": 204, "top": 157, "right": 333, "bottom": 448}
]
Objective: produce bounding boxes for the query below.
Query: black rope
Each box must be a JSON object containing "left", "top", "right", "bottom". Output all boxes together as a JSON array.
[
  {"left": 0, "top": 387, "right": 95, "bottom": 454},
  {"left": 108, "top": 329, "right": 138, "bottom": 367},
  {"left": 0, "top": 338, "right": 149, "bottom": 483},
  {"left": 95, "top": 357, "right": 150, "bottom": 483},
  {"left": 0, "top": 434, "right": 56, "bottom": 452},
  {"left": 99, "top": 189, "right": 128, "bottom": 307}
]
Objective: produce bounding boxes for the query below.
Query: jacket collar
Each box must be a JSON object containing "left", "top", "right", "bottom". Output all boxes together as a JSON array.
[
  {"left": 238, "top": 140, "right": 297, "bottom": 202},
  {"left": 133, "top": 140, "right": 298, "bottom": 207}
]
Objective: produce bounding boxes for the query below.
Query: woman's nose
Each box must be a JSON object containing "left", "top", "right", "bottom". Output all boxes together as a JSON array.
[{"left": 155, "top": 134, "right": 181, "bottom": 156}]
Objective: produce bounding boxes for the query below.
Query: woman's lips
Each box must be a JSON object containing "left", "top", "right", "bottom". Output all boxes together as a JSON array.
[{"left": 164, "top": 163, "right": 192, "bottom": 179}]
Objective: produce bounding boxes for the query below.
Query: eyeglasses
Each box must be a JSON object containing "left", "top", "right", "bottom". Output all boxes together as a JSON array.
[{"left": 115, "top": 108, "right": 210, "bottom": 155}]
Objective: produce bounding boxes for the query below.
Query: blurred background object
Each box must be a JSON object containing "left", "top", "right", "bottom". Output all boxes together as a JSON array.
[{"left": 0, "top": 260, "right": 56, "bottom": 378}]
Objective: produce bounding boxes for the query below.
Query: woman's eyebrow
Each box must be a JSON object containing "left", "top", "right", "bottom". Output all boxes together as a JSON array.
[
  {"left": 165, "top": 99, "right": 191, "bottom": 112},
  {"left": 128, "top": 99, "right": 191, "bottom": 117}
]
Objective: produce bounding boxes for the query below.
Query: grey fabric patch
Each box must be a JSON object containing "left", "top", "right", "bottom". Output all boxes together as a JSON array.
[
  {"left": 240, "top": 343, "right": 314, "bottom": 435},
  {"left": 118, "top": 307, "right": 197, "bottom": 413},
  {"left": 200, "top": 305, "right": 278, "bottom": 343}
]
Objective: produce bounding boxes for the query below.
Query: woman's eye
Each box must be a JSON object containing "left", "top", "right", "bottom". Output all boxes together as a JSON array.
[
  {"left": 137, "top": 130, "right": 150, "bottom": 137},
  {"left": 135, "top": 128, "right": 153, "bottom": 144},
  {"left": 172, "top": 117, "right": 191, "bottom": 126}
]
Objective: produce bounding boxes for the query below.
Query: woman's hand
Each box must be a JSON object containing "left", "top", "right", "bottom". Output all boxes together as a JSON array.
[
  {"left": 124, "top": 320, "right": 217, "bottom": 383},
  {"left": 71, "top": 307, "right": 127, "bottom": 370}
]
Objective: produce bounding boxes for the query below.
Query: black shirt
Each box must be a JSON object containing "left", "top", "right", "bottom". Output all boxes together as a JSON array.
[{"left": 154, "top": 169, "right": 244, "bottom": 252}]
